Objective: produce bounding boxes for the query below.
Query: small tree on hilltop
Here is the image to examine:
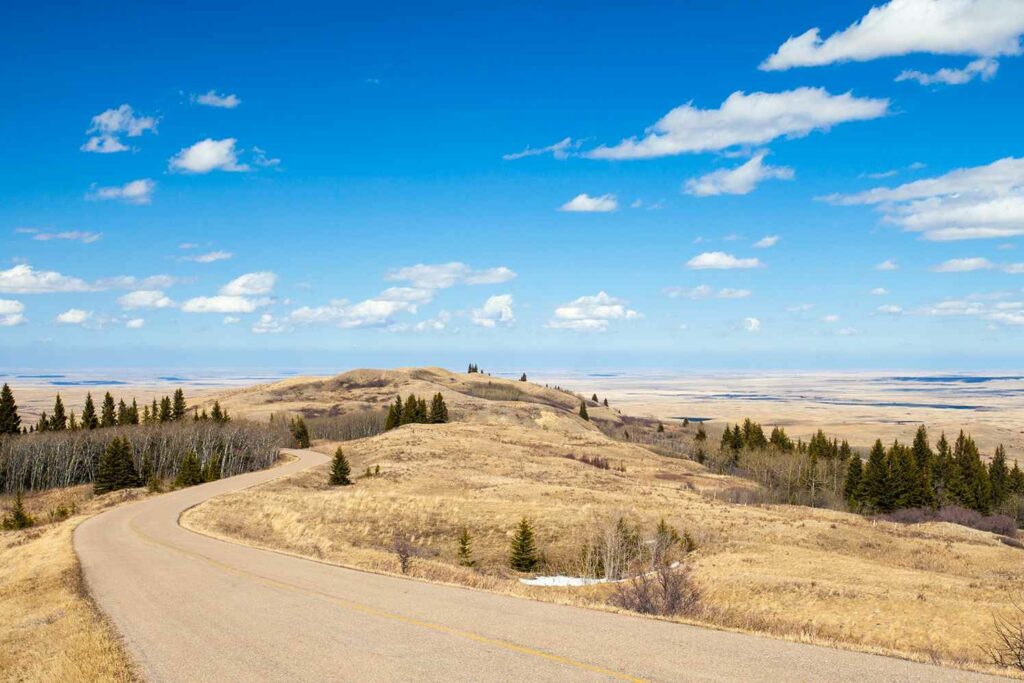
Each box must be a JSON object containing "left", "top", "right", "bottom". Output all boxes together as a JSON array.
[
  {"left": 50, "top": 394, "right": 67, "bottom": 431},
  {"left": 329, "top": 447, "right": 352, "bottom": 486},
  {"left": 509, "top": 518, "right": 540, "bottom": 572},
  {"left": 457, "top": 527, "right": 475, "bottom": 567},
  {"left": 428, "top": 392, "right": 449, "bottom": 424},
  {"left": 172, "top": 388, "right": 187, "bottom": 421},
  {"left": 578, "top": 401, "right": 589, "bottom": 421}
]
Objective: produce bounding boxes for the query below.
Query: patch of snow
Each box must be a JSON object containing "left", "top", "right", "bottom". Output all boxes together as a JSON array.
[{"left": 520, "top": 563, "right": 680, "bottom": 587}]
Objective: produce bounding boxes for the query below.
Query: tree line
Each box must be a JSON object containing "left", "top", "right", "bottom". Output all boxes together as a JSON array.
[{"left": 383, "top": 393, "right": 449, "bottom": 430}]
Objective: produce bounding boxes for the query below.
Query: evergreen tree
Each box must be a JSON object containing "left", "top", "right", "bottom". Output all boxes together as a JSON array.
[
  {"left": 329, "top": 447, "right": 352, "bottom": 485},
  {"left": 129, "top": 398, "right": 140, "bottom": 425},
  {"left": 889, "top": 441, "right": 924, "bottom": 509},
  {"left": 139, "top": 454, "right": 154, "bottom": 486},
  {"left": 2, "top": 490, "right": 34, "bottom": 530},
  {"left": 68, "top": 411, "right": 78, "bottom": 431},
  {"left": 844, "top": 456, "right": 864, "bottom": 507},
  {"left": 100, "top": 392, "right": 117, "bottom": 428},
  {"left": 934, "top": 432, "right": 957, "bottom": 504},
  {"left": 172, "top": 388, "right": 187, "bottom": 421},
  {"left": 175, "top": 451, "right": 204, "bottom": 488},
  {"left": 116, "top": 438, "right": 139, "bottom": 489},
  {"left": 695, "top": 425, "right": 707, "bottom": 443},
  {"left": 720, "top": 423, "right": 732, "bottom": 451},
  {"left": 141, "top": 405, "right": 151, "bottom": 423},
  {"left": 1008, "top": 462, "right": 1024, "bottom": 496},
  {"left": 0, "top": 383, "right": 21, "bottom": 435},
  {"left": 954, "top": 431, "right": 991, "bottom": 513},
  {"left": 384, "top": 396, "right": 402, "bottom": 431},
  {"left": 428, "top": 393, "right": 449, "bottom": 424},
  {"left": 290, "top": 417, "right": 311, "bottom": 448},
  {"left": 416, "top": 396, "right": 428, "bottom": 422},
  {"left": 210, "top": 401, "right": 226, "bottom": 423},
  {"left": 509, "top": 518, "right": 539, "bottom": 572},
  {"left": 730, "top": 425, "right": 743, "bottom": 453},
  {"left": 117, "top": 399, "right": 130, "bottom": 426},
  {"left": 401, "top": 394, "right": 419, "bottom": 424},
  {"left": 603, "top": 398, "right": 609, "bottom": 407},
  {"left": 81, "top": 393, "right": 99, "bottom": 430},
  {"left": 861, "top": 439, "right": 891, "bottom": 512},
  {"left": 202, "top": 453, "right": 222, "bottom": 482},
  {"left": 457, "top": 527, "right": 475, "bottom": 567},
  {"left": 657, "top": 422, "right": 664, "bottom": 433},
  {"left": 158, "top": 396, "right": 172, "bottom": 423},
  {"left": 95, "top": 437, "right": 136, "bottom": 493},
  {"left": 591, "top": 393, "right": 599, "bottom": 403},
  {"left": 150, "top": 398, "right": 159, "bottom": 423},
  {"left": 519, "top": 373, "right": 527, "bottom": 382},
  {"left": 36, "top": 412, "right": 50, "bottom": 432},
  {"left": 48, "top": 394, "right": 67, "bottom": 431},
  {"left": 578, "top": 401, "right": 589, "bottom": 421},
  {"left": 990, "top": 445, "right": 1010, "bottom": 508}
]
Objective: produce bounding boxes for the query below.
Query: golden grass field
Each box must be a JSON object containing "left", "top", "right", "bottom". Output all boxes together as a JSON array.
[
  {"left": 0, "top": 486, "right": 138, "bottom": 683},
  {"left": 180, "top": 367, "right": 1024, "bottom": 677}
]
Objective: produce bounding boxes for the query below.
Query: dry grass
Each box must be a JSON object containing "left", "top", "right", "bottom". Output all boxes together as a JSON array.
[{"left": 0, "top": 487, "right": 139, "bottom": 683}]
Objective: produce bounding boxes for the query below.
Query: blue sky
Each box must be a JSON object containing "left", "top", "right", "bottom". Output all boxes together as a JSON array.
[{"left": 2, "top": 0, "right": 1023, "bottom": 370}]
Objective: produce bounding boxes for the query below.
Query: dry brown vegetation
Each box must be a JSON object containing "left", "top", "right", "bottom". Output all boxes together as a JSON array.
[
  {"left": 181, "top": 367, "right": 1024, "bottom": 677},
  {"left": 0, "top": 486, "right": 138, "bottom": 682}
]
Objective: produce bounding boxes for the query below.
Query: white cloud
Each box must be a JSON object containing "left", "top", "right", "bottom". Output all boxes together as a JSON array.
[
  {"left": 87, "top": 178, "right": 155, "bottom": 205},
  {"left": 251, "top": 313, "right": 290, "bottom": 334},
  {"left": 787, "top": 303, "right": 815, "bottom": 312},
  {"left": 117, "top": 290, "right": 175, "bottom": 309},
  {"left": 824, "top": 157, "right": 1024, "bottom": 242},
  {"left": 55, "top": 308, "right": 91, "bottom": 325},
  {"left": 126, "top": 318, "right": 145, "bottom": 329},
  {"left": 82, "top": 104, "right": 157, "bottom": 153},
  {"left": 503, "top": 137, "right": 577, "bottom": 160},
  {"left": 182, "top": 250, "right": 233, "bottom": 263},
  {"left": 876, "top": 258, "right": 899, "bottom": 271},
  {"left": 1004, "top": 263, "right": 1024, "bottom": 274},
  {"left": 169, "top": 138, "right": 249, "bottom": 173},
  {"left": 754, "top": 234, "right": 780, "bottom": 248},
  {"left": 220, "top": 271, "right": 277, "bottom": 296},
  {"left": 223, "top": 316, "right": 241, "bottom": 325},
  {"left": 761, "top": 0, "right": 1024, "bottom": 70},
  {"left": 684, "top": 152, "right": 794, "bottom": 196},
  {"left": 837, "top": 327, "right": 858, "bottom": 336},
  {"left": 19, "top": 229, "right": 102, "bottom": 244},
  {"left": 585, "top": 88, "right": 888, "bottom": 160},
  {"left": 870, "top": 287, "right": 889, "bottom": 295},
  {"left": 386, "top": 262, "right": 516, "bottom": 289},
  {"left": 548, "top": 291, "right": 641, "bottom": 332},
  {"left": 931, "top": 257, "right": 994, "bottom": 272},
  {"left": 0, "top": 264, "right": 92, "bottom": 294},
  {"left": 251, "top": 146, "right": 281, "bottom": 168},
  {"left": 181, "top": 296, "right": 270, "bottom": 313},
  {"left": 193, "top": 90, "right": 241, "bottom": 108},
  {"left": 896, "top": 57, "right": 999, "bottom": 85},
  {"left": 686, "top": 251, "right": 763, "bottom": 270},
  {"left": 914, "top": 297, "right": 1024, "bottom": 326},
  {"left": 878, "top": 304, "right": 905, "bottom": 314},
  {"left": 412, "top": 310, "right": 452, "bottom": 332},
  {"left": 559, "top": 193, "right": 618, "bottom": 212},
  {"left": 822, "top": 314, "right": 840, "bottom": 323},
  {"left": 470, "top": 294, "right": 515, "bottom": 328},
  {"left": 743, "top": 317, "right": 761, "bottom": 332},
  {"left": 665, "top": 285, "right": 751, "bottom": 299},
  {"left": 0, "top": 299, "right": 26, "bottom": 326}
]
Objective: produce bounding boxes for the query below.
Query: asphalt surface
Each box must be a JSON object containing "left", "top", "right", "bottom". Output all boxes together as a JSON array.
[{"left": 75, "top": 448, "right": 1008, "bottom": 682}]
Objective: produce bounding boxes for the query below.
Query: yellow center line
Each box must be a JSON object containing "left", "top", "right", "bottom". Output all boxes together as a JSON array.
[{"left": 129, "top": 519, "right": 648, "bottom": 683}]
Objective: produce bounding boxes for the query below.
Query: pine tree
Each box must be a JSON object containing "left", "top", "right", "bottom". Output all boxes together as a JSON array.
[
  {"left": 844, "top": 455, "right": 864, "bottom": 507},
  {"left": 94, "top": 438, "right": 122, "bottom": 494},
  {"left": 889, "top": 441, "right": 923, "bottom": 509},
  {"left": 2, "top": 490, "right": 34, "bottom": 530},
  {"left": 202, "top": 453, "right": 222, "bottom": 482},
  {"left": 990, "top": 445, "right": 1010, "bottom": 508},
  {"left": 720, "top": 423, "right": 732, "bottom": 451},
  {"left": 141, "top": 405, "right": 151, "bottom": 423},
  {"left": 603, "top": 398, "right": 609, "bottom": 407},
  {"left": 578, "top": 401, "right": 589, "bottom": 421},
  {"left": 329, "top": 447, "right": 351, "bottom": 485},
  {"left": 0, "top": 383, "right": 21, "bottom": 435},
  {"left": 1008, "top": 463, "right": 1024, "bottom": 496},
  {"left": 36, "top": 412, "right": 49, "bottom": 432},
  {"left": 657, "top": 422, "right": 664, "bottom": 433},
  {"left": 730, "top": 425, "right": 743, "bottom": 453},
  {"left": 861, "top": 439, "right": 891, "bottom": 512},
  {"left": 117, "top": 399, "right": 130, "bottom": 426},
  {"left": 509, "top": 518, "right": 539, "bottom": 572},
  {"left": 210, "top": 401, "right": 226, "bottom": 423},
  {"left": 175, "top": 452, "right": 204, "bottom": 488},
  {"left": 415, "top": 396, "right": 428, "bottom": 423},
  {"left": 384, "top": 396, "right": 401, "bottom": 431},
  {"left": 519, "top": 373, "right": 527, "bottom": 382},
  {"left": 172, "top": 388, "right": 186, "bottom": 421},
  {"left": 954, "top": 431, "right": 991, "bottom": 513},
  {"left": 81, "top": 393, "right": 99, "bottom": 430},
  {"left": 290, "top": 417, "right": 311, "bottom": 448},
  {"left": 115, "top": 438, "right": 139, "bottom": 489},
  {"left": 150, "top": 398, "right": 159, "bottom": 423},
  {"left": 158, "top": 396, "right": 172, "bottom": 423},
  {"left": 139, "top": 454, "right": 154, "bottom": 486},
  {"left": 591, "top": 393, "right": 599, "bottom": 403},
  {"left": 99, "top": 392, "right": 117, "bottom": 428},
  {"left": 457, "top": 527, "right": 475, "bottom": 567},
  {"left": 48, "top": 394, "right": 67, "bottom": 431},
  {"left": 129, "top": 398, "right": 140, "bottom": 425},
  {"left": 68, "top": 411, "right": 78, "bottom": 430},
  {"left": 401, "top": 394, "right": 419, "bottom": 425},
  {"left": 428, "top": 393, "right": 449, "bottom": 424}
]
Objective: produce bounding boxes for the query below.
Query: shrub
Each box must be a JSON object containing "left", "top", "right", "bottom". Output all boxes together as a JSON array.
[
  {"left": 1, "top": 490, "right": 34, "bottom": 530},
  {"left": 392, "top": 535, "right": 417, "bottom": 574},
  {"left": 306, "top": 409, "right": 386, "bottom": 441},
  {"left": 987, "top": 596, "right": 1024, "bottom": 671},
  {"left": 611, "top": 562, "right": 701, "bottom": 617}
]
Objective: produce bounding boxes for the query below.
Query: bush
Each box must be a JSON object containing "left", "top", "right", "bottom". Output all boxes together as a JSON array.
[
  {"left": 882, "top": 505, "right": 1018, "bottom": 538},
  {"left": 305, "top": 409, "right": 387, "bottom": 441},
  {"left": 988, "top": 597, "right": 1024, "bottom": 671},
  {"left": 611, "top": 563, "right": 701, "bottom": 617},
  {"left": 1, "top": 490, "right": 34, "bottom": 530}
]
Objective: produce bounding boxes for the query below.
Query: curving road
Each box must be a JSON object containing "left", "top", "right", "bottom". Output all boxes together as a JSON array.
[{"left": 75, "top": 449, "right": 1005, "bottom": 682}]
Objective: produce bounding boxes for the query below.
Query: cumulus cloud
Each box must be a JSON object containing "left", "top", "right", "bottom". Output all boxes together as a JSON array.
[
  {"left": 0, "top": 299, "right": 26, "bottom": 326},
  {"left": 684, "top": 152, "right": 794, "bottom": 196},
  {"left": 386, "top": 262, "right": 516, "bottom": 289},
  {"left": 117, "top": 290, "right": 174, "bottom": 309},
  {"left": 169, "top": 138, "right": 249, "bottom": 173},
  {"left": 754, "top": 234, "right": 780, "bottom": 248},
  {"left": 559, "top": 193, "right": 618, "bottom": 212},
  {"left": 871, "top": 287, "right": 889, "bottom": 295},
  {"left": 931, "top": 257, "right": 994, "bottom": 272},
  {"left": 878, "top": 304, "right": 905, "bottom": 314},
  {"left": 896, "top": 57, "right": 999, "bottom": 85},
  {"left": 251, "top": 313, "right": 290, "bottom": 334},
  {"left": 665, "top": 285, "right": 751, "bottom": 299},
  {"left": 0, "top": 264, "right": 92, "bottom": 294},
  {"left": 18, "top": 229, "right": 102, "bottom": 244},
  {"left": 220, "top": 271, "right": 277, "bottom": 296},
  {"left": 81, "top": 104, "right": 157, "bottom": 153},
  {"left": 547, "top": 291, "right": 640, "bottom": 332},
  {"left": 584, "top": 88, "right": 888, "bottom": 160},
  {"left": 193, "top": 90, "right": 241, "bottom": 108},
  {"left": 470, "top": 294, "right": 515, "bottom": 327},
  {"left": 182, "top": 250, "right": 233, "bottom": 263},
  {"left": 761, "top": 0, "right": 1024, "bottom": 70},
  {"left": 743, "top": 317, "right": 761, "bottom": 332},
  {"left": 914, "top": 296, "right": 1024, "bottom": 326},
  {"left": 503, "top": 137, "right": 577, "bottom": 160},
  {"left": 823, "top": 156, "right": 1024, "bottom": 241},
  {"left": 87, "top": 178, "right": 155, "bottom": 205},
  {"left": 181, "top": 295, "right": 271, "bottom": 313},
  {"left": 55, "top": 308, "right": 91, "bottom": 325},
  {"left": 876, "top": 258, "right": 899, "bottom": 271},
  {"left": 126, "top": 318, "right": 145, "bottom": 329},
  {"left": 686, "top": 251, "right": 763, "bottom": 270},
  {"left": 411, "top": 310, "right": 452, "bottom": 332}
]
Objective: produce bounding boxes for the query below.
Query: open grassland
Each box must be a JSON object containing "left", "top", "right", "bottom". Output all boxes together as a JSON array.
[
  {"left": 0, "top": 487, "right": 137, "bottom": 683},
  {"left": 183, "top": 367, "right": 1024, "bottom": 677}
]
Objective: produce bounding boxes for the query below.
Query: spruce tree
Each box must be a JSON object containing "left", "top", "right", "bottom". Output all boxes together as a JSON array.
[
  {"left": 990, "top": 445, "right": 1010, "bottom": 509},
  {"left": 400, "top": 394, "right": 419, "bottom": 425},
  {"left": 415, "top": 396, "right": 428, "bottom": 423},
  {"left": 509, "top": 518, "right": 539, "bottom": 572},
  {"left": 290, "top": 417, "right": 311, "bottom": 448},
  {"left": 1008, "top": 463, "right": 1024, "bottom": 496},
  {"left": 428, "top": 393, "right": 449, "bottom": 424},
  {"left": 384, "top": 397, "right": 401, "bottom": 431},
  {"left": 68, "top": 411, "right": 78, "bottom": 430},
  {"left": 889, "top": 442, "right": 923, "bottom": 509},
  {"left": 139, "top": 454, "right": 154, "bottom": 487},
  {"left": 172, "top": 389, "right": 187, "bottom": 421},
  {"left": 94, "top": 438, "right": 121, "bottom": 493},
  {"left": 158, "top": 396, "right": 172, "bottom": 423},
  {"left": 210, "top": 401, "right": 224, "bottom": 423},
  {"left": 457, "top": 527, "right": 475, "bottom": 567},
  {"left": 578, "top": 400, "right": 589, "bottom": 421},
  {"left": 861, "top": 439, "right": 891, "bottom": 512},
  {"left": 0, "top": 383, "right": 21, "bottom": 435},
  {"left": 150, "top": 398, "right": 159, "bottom": 423},
  {"left": 519, "top": 373, "right": 527, "bottom": 382},
  {"left": 117, "top": 399, "right": 130, "bottom": 426},
  {"left": 329, "top": 447, "right": 352, "bottom": 485},
  {"left": 175, "top": 452, "right": 204, "bottom": 488},
  {"left": 591, "top": 393, "right": 599, "bottom": 403},
  {"left": 36, "top": 412, "right": 50, "bottom": 432},
  {"left": 2, "top": 490, "right": 34, "bottom": 530},
  {"left": 115, "top": 438, "right": 139, "bottom": 489},
  {"left": 844, "top": 455, "right": 863, "bottom": 507},
  {"left": 48, "top": 394, "right": 67, "bottom": 431},
  {"left": 81, "top": 393, "right": 99, "bottom": 430},
  {"left": 657, "top": 422, "right": 664, "bottom": 433},
  {"left": 100, "top": 392, "right": 117, "bottom": 428}
]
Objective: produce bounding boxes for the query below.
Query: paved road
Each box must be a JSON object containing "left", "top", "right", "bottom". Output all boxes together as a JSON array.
[{"left": 76, "top": 448, "right": 1006, "bottom": 682}]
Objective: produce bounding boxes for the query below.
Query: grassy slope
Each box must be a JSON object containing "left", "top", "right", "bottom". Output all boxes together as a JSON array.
[
  {"left": 0, "top": 487, "right": 137, "bottom": 683},
  {"left": 183, "top": 368, "right": 1024, "bottom": 676}
]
